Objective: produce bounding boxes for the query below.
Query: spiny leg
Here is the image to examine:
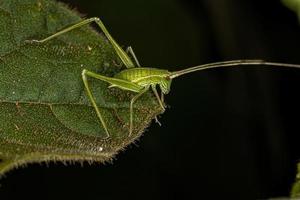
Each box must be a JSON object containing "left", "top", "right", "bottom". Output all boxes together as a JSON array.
[
  {"left": 151, "top": 85, "right": 165, "bottom": 126},
  {"left": 151, "top": 85, "right": 165, "bottom": 111},
  {"left": 161, "top": 92, "right": 165, "bottom": 105},
  {"left": 126, "top": 46, "right": 141, "bottom": 67},
  {"left": 82, "top": 70, "right": 110, "bottom": 138},
  {"left": 129, "top": 87, "right": 149, "bottom": 136},
  {"left": 27, "top": 17, "right": 135, "bottom": 69}
]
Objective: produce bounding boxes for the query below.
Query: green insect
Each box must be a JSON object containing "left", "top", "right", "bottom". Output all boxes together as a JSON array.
[{"left": 27, "top": 17, "right": 300, "bottom": 138}]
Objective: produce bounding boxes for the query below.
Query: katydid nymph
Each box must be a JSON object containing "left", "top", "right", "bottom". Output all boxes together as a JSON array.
[{"left": 27, "top": 17, "right": 300, "bottom": 138}]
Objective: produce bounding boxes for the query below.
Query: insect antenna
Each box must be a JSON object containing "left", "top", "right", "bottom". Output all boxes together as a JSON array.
[{"left": 168, "top": 60, "right": 300, "bottom": 79}]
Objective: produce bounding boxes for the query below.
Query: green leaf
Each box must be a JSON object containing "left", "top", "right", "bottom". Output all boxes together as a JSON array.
[
  {"left": 0, "top": 0, "right": 162, "bottom": 175},
  {"left": 282, "top": 0, "right": 300, "bottom": 21}
]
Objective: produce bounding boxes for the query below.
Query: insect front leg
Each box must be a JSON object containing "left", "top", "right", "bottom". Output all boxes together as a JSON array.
[
  {"left": 150, "top": 85, "right": 165, "bottom": 126},
  {"left": 161, "top": 92, "right": 164, "bottom": 105},
  {"left": 129, "top": 87, "right": 149, "bottom": 136}
]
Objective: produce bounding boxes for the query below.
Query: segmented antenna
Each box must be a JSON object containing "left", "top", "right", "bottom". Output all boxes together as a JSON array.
[{"left": 168, "top": 60, "right": 300, "bottom": 79}]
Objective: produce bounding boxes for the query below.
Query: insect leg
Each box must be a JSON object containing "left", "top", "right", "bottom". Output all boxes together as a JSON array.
[
  {"left": 93, "top": 18, "right": 136, "bottom": 69},
  {"left": 27, "top": 17, "right": 135, "bottom": 69},
  {"left": 129, "top": 87, "right": 149, "bottom": 136},
  {"left": 161, "top": 92, "right": 165, "bottom": 106},
  {"left": 151, "top": 85, "right": 165, "bottom": 111},
  {"left": 126, "top": 46, "right": 141, "bottom": 67},
  {"left": 150, "top": 85, "right": 165, "bottom": 126},
  {"left": 82, "top": 70, "right": 110, "bottom": 138}
]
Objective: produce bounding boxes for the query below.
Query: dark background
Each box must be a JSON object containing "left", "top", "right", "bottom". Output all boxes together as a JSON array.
[{"left": 1, "top": 0, "right": 300, "bottom": 199}]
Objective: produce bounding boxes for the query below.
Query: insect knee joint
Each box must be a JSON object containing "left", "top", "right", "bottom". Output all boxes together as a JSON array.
[
  {"left": 92, "top": 17, "right": 100, "bottom": 22},
  {"left": 82, "top": 69, "right": 88, "bottom": 79}
]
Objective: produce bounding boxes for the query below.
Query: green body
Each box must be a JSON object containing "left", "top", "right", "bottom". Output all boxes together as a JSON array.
[
  {"left": 114, "top": 68, "right": 172, "bottom": 94},
  {"left": 30, "top": 17, "right": 300, "bottom": 138},
  {"left": 39, "top": 17, "right": 169, "bottom": 137}
]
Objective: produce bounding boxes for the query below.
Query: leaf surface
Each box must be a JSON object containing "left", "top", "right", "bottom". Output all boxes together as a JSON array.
[{"left": 0, "top": 0, "right": 162, "bottom": 175}]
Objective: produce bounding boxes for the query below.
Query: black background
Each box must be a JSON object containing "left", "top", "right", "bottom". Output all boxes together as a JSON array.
[{"left": 1, "top": 0, "right": 300, "bottom": 199}]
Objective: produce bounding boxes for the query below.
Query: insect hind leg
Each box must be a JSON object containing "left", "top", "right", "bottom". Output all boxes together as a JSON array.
[
  {"left": 126, "top": 46, "right": 141, "bottom": 67},
  {"left": 82, "top": 69, "right": 110, "bottom": 138},
  {"left": 26, "top": 17, "right": 136, "bottom": 69}
]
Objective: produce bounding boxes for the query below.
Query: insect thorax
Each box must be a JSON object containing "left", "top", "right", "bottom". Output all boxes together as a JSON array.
[{"left": 114, "top": 68, "right": 172, "bottom": 93}]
